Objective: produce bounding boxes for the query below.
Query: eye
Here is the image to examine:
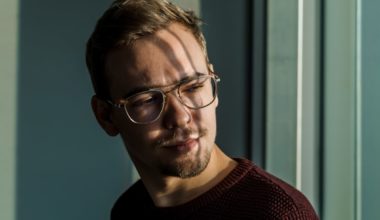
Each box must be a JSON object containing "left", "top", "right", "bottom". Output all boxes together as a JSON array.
[
  {"left": 184, "top": 83, "right": 204, "bottom": 93},
  {"left": 181, "top": 78, "right": 208, "bottom": 94},
  {"left": 128, "top": 92, "right": 162, "bottom": 108}
]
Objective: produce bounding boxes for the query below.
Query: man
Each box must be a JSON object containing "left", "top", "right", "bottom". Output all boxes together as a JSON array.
[{"left": 86, "top": 0, "right": 319, "bottom": 219}]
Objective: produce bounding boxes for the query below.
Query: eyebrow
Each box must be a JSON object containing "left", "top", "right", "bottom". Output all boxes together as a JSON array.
[{"left": 123, "top": 72, "right": 206, "bottom": 98}]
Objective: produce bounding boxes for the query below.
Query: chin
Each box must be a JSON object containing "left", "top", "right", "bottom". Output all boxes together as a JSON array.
[{"left": 159, "top": 145, "right": 212, "bottom": 178}]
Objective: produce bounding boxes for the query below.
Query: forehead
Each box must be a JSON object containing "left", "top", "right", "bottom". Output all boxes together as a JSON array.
[{"left": 105, "top": 23, "right": 208, "bottom": 98}]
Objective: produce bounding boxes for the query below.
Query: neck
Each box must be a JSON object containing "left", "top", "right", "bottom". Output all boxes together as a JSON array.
[{"left": 139, "top": 146, "right": 237, "bottom": 207}]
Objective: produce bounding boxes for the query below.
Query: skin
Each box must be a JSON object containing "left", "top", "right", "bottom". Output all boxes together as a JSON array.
[{"left": 92, "top": 22, "right": 237, "bottom": 207}]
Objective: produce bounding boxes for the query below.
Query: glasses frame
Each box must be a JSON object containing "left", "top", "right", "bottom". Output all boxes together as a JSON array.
[{"left": 107, "top": 74, "right": 220, "bottom": 124}]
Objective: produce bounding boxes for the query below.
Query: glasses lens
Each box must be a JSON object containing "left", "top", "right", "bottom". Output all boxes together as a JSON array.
[
  {"left": 124, "top": 91, "right": 164, "bottom": 123},
  {"left": 179, "top": 76, "right": 216, "bottom": 109}
]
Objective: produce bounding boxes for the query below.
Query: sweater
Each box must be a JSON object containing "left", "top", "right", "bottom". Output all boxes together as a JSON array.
[{"left": 111, "top": 158, "right": 319, "bottom": 219}]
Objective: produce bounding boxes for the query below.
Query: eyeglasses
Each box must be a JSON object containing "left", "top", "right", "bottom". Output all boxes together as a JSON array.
[{"left": 108, "top": 74, "right": 220, "bottom": 124}]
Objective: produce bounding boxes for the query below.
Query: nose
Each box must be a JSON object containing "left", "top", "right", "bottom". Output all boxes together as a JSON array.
[{"left": 162, "top": 93, "right": 191, "bottom": 129}]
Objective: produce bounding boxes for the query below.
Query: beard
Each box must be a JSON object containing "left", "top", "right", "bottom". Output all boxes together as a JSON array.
[
  {"left": 160, "top": 144, "right": 212, "bottom": 178},
  {"left": 156, "top": 127, "right": 212, "bottom": 178}
]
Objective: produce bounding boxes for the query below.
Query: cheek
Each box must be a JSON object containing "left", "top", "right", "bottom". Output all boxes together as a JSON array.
[
  {"left": 113, "top": 110, "right": 149, "bottom": 136},
  {"left": 119, "top": 127, "right": 158, "bottom": 163},
  {"left": 194, "top": 106, "right": 217, "bottom": 131},
  {"left": 118, "top": 122, "right": 162, "bottom": 150}
]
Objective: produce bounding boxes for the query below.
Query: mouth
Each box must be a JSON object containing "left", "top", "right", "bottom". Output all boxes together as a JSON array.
[
  {"left": 162, "top": 138, "right": 199, "bottom": 153},
  {"left": 157, "top": 128, "right": 207, "bottom": 154}
]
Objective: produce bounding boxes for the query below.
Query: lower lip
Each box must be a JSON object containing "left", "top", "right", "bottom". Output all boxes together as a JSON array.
[{"left": 167, "top": 139, "right": 199, "bottom": 153}]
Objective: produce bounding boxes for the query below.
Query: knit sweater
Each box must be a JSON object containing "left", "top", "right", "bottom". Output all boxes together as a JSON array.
[{"left": 111, "top": 158, "right": 319, "bottom": 219}]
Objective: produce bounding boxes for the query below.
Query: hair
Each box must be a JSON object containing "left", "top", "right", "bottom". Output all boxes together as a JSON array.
[{"left": 86, "top": 0, "right": 209, "bottom": 99}]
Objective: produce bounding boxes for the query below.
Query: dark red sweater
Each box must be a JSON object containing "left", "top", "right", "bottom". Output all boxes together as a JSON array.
[{"left": 111, "top": 158, "right": 319, "bottom": 219}]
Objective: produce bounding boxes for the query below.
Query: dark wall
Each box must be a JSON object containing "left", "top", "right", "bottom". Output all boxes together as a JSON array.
[
  {"left": 201, "top": 0, "right": 250, "bottom": 158},
  {"left": 201, "top": 0, "right": 266, "bottom": 164},
  {"left": 17, "top": 1, "right": 135, "bottom": 219}
]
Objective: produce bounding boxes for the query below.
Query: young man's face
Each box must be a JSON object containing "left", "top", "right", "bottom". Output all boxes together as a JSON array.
[{"left": 101, "top": 23, "right": 218, "bottom": 178}]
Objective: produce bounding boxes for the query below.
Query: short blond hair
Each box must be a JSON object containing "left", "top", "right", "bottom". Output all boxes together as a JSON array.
[{"left": 86, "top": 0, "right": 209, "bottom": 99}]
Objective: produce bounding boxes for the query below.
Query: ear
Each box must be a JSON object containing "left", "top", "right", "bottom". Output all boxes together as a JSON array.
[{"left": 91, "top": 96, "right": 119, "bottom": 136}]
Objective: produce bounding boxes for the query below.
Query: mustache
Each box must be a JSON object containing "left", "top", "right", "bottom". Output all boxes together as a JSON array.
[{"left": 156, "top": 127, "right": 208, "bottom": 147}]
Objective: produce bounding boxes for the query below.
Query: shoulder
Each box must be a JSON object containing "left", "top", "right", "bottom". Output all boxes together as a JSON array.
[
  {"left": 111, "top": 180, "right": 154, "bottom": 219},
  {"left": 233, "top": 158, "right": 319, "bottom": 219}
]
